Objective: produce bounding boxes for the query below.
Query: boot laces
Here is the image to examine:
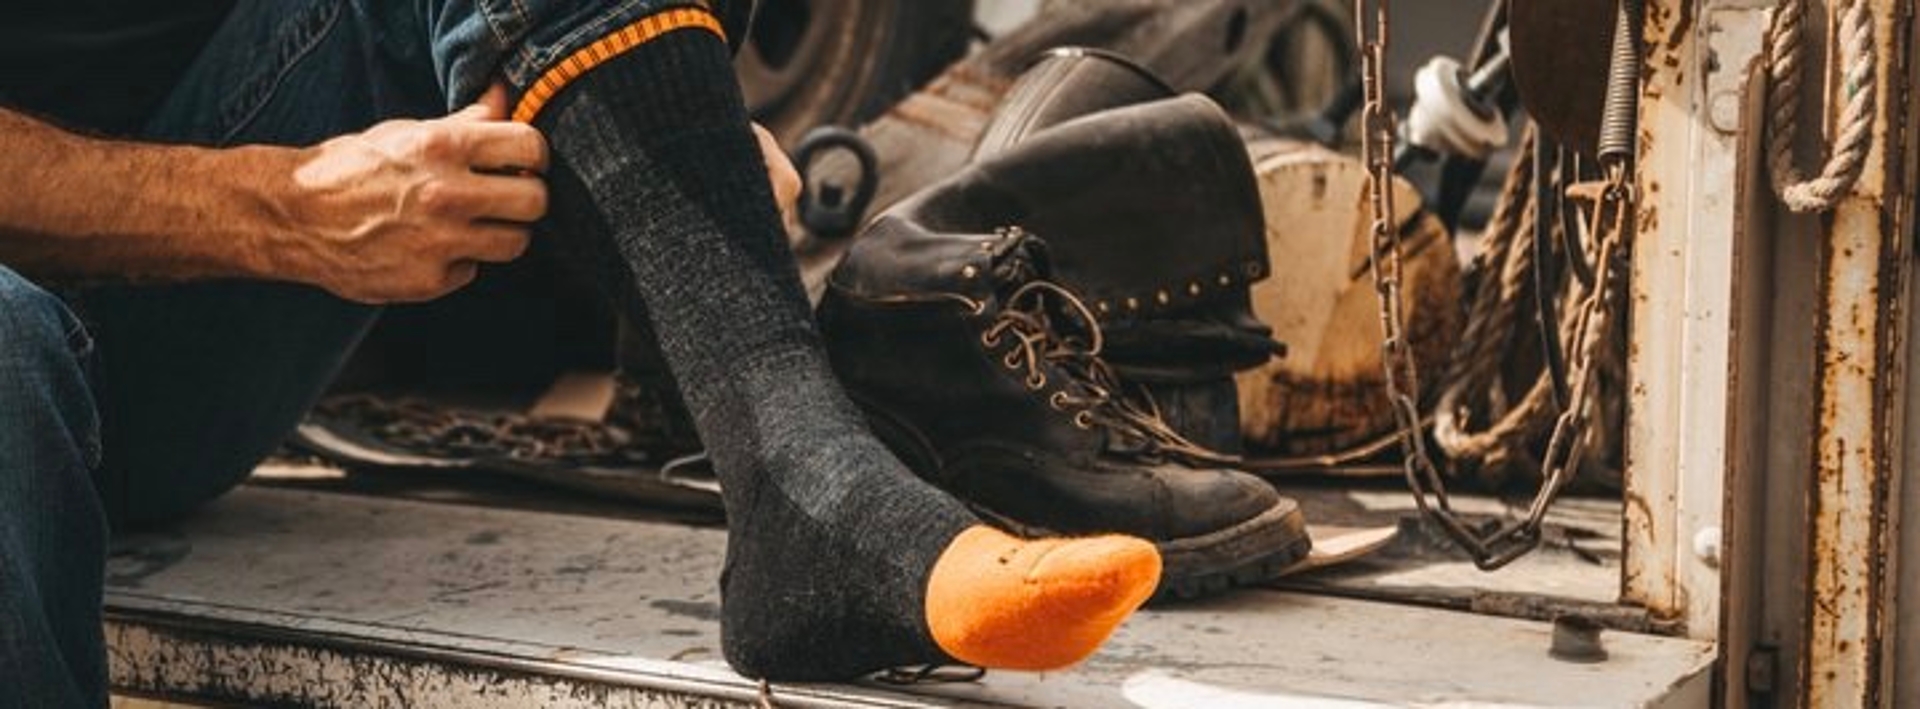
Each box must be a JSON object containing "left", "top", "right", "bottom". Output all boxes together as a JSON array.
[{"left": 982, "top": 280, "right": 1239, "bottom": 466}]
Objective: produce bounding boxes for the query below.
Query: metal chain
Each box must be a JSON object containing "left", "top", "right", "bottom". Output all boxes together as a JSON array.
[
  {"left": 1357, "top": 0, "right": 1638, "bottom": 570},
  {"left": 314, "top": 394, "right": 646, "bottom": 466}
]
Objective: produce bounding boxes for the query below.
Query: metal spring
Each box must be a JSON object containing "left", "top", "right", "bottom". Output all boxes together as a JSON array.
[{"left": 1597, "top": 0, "right": 1644, "bottom": 166}]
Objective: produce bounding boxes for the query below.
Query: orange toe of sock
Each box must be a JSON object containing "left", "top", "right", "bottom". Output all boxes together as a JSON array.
[{"left": 925, "top": 525, "right": 1161, "bottom": 671}]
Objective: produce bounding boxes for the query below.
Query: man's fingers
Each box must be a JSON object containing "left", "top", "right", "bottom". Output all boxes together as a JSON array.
[
  {"left": 435, "top": 86, "right": 545, "bottom": 173},
  {"left": 459, "top": 222, "right": 534, "bottom": 263},
  {"left": 417, "top": 172, "right": 545, "bottom": 223},
  {"left": 459, "top": 120, "right": 549, "bottom": 173},
  {"left": 439, "top": 261, "right": 481, "bottom": 296},
  {"left": 447, "top": 102, "right": 494, "bottom": 123},
  {"left": 751, "top": 122, "right": 783, "bottom": 157},
  {"left": 751, "top": 123, "right": 801, "bottom": 210},
  {"left": 461, "top": 173, "right": 548, "bottom": 223},
  {"left": 476, "top": 83, "right": 512, "bottom": 119},
  {"left": 448, "top": 84, "right": 511, "bottom": 123}
]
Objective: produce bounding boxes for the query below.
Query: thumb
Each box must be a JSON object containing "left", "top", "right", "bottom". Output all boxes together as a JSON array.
[
  {"left": 447, "top": 102, "right": 494, "bottom": 122},
  {"left": 449, "top": 84, "right": 511, "bottom": 121}
]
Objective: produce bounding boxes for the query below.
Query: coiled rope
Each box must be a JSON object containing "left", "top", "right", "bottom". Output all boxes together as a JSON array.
[
  {"left": 1434, "top": 127, "right": 1626, "bottom": 486},
  {"left": 1433, "top": 128, "right": 1556, "bottom": 475},
  {"left": 1764, "top": 0, "right": 1877, "bottom": 213}
]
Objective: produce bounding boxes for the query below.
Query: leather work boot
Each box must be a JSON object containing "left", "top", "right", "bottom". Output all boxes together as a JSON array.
[
  {"left": 891, "top": 89, "right": 1282, "bottom": 453},
  {"left": 820, "top": 223, "right": 1310, "bottom": 600},
  {"left": 972, "top": 47, "right": 1177, "bottom": 161}
]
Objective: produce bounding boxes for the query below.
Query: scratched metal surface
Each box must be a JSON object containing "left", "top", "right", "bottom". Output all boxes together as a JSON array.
[{"left": 106, "top": 487, "right": 1714, "bottom": 707}]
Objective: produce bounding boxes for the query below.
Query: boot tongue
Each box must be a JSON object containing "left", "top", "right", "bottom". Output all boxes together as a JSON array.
[
  {"left": 987, "top": 226, "right": 1049, "bottom": 295},
  {"left": 988, "top": 228, "right": 1101, "bottom": 347}
]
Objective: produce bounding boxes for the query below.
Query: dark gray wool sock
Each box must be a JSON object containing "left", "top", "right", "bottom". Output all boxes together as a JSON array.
[{"left": 527, "top": 27, "right": 978, "bottom": 680}]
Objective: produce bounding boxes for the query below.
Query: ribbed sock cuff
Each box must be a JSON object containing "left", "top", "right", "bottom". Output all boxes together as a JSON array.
[{"left": 513, "top": 6, "right": 730, "bottom": 124}]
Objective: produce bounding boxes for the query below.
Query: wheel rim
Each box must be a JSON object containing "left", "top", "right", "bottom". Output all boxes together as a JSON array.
[{"left": 736, "top": 0, "right": 878, "bottom": 142}]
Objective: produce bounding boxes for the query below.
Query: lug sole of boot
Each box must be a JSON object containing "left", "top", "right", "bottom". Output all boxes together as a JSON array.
[
  {"left": 1148, "top": 502, "right": 1310, "bottom": 603},
  {"left": 969, "top": 500, "right": 1310, "bottom": 604},
  {"left": 854, "top": 393, "right": 1310, "bottom": 600}
]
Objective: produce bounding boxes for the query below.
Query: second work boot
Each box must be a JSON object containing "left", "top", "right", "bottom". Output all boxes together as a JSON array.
[
  {"left": 894, "top": 92, "right": 1282, "bottom": 453},
  {"left": 820, "top": 223, "right": 1310, "bottom": 599}
]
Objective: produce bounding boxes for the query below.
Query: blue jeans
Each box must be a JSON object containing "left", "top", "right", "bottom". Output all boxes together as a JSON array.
[{"left": 0, "top": 1, "right": 726, "bottom": 705}]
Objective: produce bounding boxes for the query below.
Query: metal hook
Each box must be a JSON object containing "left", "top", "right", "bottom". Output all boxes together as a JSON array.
[{"left": 792, "top": 126, "right": 880, "bottom": 240}]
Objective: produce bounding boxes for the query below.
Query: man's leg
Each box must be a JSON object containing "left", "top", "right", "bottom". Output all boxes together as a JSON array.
[
  {"left": 72, "top": 0, "right": 441, "bottom": 527},
  {"left": 64, "top": 0, "right": 1160, "bottom": 687},
  {"left": 19, "top": 6, "right": 476, "bottom": 705},
  {"left": 0, "top": 266, "right": 108, "bottom": 708},
  {"left": 490, "top": 4, "right": 1160, "bottom": 679}
]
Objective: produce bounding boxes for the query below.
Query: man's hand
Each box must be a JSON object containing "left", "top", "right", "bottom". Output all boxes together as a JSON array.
[
  {"left": 278, "top": 86, "right": 548, "bottom": 303},
  {"left": 0, "top": 88, "right": 547, "bottom": 302},
  {"left": 751, "top": 123, "right": 802, "bottom": 236}
]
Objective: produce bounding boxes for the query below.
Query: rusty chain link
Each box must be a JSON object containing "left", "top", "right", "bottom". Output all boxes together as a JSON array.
[
  {"left": 1357, "top": 0, "right": 1636, "bottom": 570},
  {"left": 314, "top": 393, "right": 648, "bottom": 466}
]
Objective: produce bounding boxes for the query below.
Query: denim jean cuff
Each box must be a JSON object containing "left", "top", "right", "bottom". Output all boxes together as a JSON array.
[{"left": 451, "top": 0, "right": 750, "bottom": 111}]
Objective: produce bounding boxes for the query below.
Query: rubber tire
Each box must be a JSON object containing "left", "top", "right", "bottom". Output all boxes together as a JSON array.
[{"left": 736, "top": 0, "right": 976, "bottom": 146}]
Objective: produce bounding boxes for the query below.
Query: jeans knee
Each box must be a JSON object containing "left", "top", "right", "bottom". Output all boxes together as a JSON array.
[
  {"left": 0, "top": 270, "right": 108, "bottom": 708},
  {"left": 0, "top": 266, "right": 85, "bottom": 359},
  {"left": 0, "top": 266, "right": 100, "bottom": 467}
]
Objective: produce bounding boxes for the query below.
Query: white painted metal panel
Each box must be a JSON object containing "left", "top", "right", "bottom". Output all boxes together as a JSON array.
[{"left": 1624, "top": 0, "right": 1777, "bottom": 639}]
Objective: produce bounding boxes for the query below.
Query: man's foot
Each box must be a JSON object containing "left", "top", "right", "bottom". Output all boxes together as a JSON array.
[
  {"left": 722, "top": 513, "right": 1161, "bottom": 679},
  {"left": 708, "top": 373, "right": 1163, "bottom": 679},
  {"left": 519, "top": 8, "right": 1161, "bottom": 679}
]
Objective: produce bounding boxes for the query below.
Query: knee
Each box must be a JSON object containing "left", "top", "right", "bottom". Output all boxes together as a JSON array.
[
  {"left": 0, "top": 266, "right": 99, "bottom": 463},
  {"left": 0, "top": 266, "right": 90, "bottom": 383}
]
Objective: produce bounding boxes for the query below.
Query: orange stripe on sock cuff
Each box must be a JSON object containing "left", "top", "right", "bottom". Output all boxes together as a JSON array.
[{"left": 510, "top": 7, "right": 727, "bottom": 124}]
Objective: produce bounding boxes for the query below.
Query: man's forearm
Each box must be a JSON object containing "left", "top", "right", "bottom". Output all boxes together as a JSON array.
[
  {"left": 0, "top": 108, "right": 298, "bottom": 282},
  {"left": 0, "top": 97, "right": 552, "bottom": 303}
]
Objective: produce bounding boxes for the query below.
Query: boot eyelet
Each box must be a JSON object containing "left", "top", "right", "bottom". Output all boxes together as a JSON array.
[
  {"left": 1026, "top": 373, "right": 1047, "bottom": 390},
  {"left": 1003, "top": 350, "right": 1022, "bottom": 369},
  {"left": 1072, "top": 411, "right": 1096, "bottom": 430},
  {"left": 1048, "top": 391, "right": 1070, "bottom": 410},
  {"left": 980, "top": 331, "right": 1002, "bottom": 348}
]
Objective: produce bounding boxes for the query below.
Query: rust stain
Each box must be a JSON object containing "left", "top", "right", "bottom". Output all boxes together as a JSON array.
[
  {"left": 1662, "top": 0, "right": 1695, "bottom": 57},
  {"left": 1806, "top": 205, "right": 1902, "bottom": 705},
  {"left": 1642, "top": 1, "right": 1670, "bottom": 86},
  {"left": 1640, "top": 0, "right": 1695, "bottom": 86}
]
